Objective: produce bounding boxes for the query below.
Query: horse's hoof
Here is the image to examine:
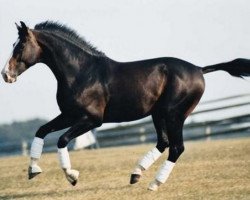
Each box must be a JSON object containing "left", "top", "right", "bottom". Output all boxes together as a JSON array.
[
  {"left": 28, "top": 166, "right": 42, "bottom": 180},
  {"left": 28, "top": 172, "right": 41, "bottom": 179},
  {"left": 65, "top": 169, "right": 79, "bottom": 186},
  {"left": 71, "top": 180, "right": 77, "bottom": 186},
  {"left": 148, "top": 180, "right": 161, "bottom": 191},
  {"left": 130, "top": 174, "right": 141, "bottom": 184}
]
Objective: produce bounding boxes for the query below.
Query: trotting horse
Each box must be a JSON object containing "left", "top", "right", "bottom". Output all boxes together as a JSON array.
[{"left": 2, "top": 21, "right": 250, "bottom": 191}]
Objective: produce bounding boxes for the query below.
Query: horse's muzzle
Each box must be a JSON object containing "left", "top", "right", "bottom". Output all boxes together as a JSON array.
[{"left": 1, "top": 71, "right": 17, "bottom": 83}]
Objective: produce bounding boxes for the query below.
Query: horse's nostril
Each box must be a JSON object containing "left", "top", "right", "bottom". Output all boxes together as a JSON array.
[{"left": 2, "top": 73, "right": 8, "bottom": 81}]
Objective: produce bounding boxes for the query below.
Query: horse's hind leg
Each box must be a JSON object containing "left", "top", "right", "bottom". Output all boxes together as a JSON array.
[
  {"left": 29, "top": 114, "right": 76, "bottom": 179},
  {"left": 148, "top": 112, "right": 185, "bottom": 191},
  {"left": 130, "top": 111, "right": 169, "bottom": 184},
  {"left": 148, "top": 91, "right": 204, "bottom": 191}
]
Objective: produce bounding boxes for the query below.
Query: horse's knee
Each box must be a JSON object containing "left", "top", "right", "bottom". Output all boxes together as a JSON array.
[
  {"left": 57, "top": 135, "right": 70, "bottom": 148},
  {"left": 35, "top": 126, "right": 48, "bottom": 139},
  {"left": 156, "top": 141, "right": 169, "bottom": 153},
  {"left": 168, "top": 145, "right": 185, "bottom": 162}
]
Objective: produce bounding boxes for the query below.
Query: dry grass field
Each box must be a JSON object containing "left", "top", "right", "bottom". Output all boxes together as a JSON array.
[{"left": 0, "top": 138, "right": 249, "bottom": 200}]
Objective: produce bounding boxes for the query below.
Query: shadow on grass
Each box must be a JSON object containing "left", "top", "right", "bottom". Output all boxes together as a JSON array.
[{"left": 0, "top": 184, "right": 131, "bottom": 199}]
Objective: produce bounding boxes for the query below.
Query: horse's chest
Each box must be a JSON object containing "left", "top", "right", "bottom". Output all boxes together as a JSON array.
[{"left": 56, "top": 89, "right": 81, "bottom": 114}]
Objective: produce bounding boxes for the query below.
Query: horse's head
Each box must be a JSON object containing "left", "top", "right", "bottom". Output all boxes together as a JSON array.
[{"left": 1, "top": 21, "right": 41, "bottom": 83}]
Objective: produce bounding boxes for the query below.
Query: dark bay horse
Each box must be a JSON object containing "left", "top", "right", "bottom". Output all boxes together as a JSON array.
[{"left": 2, "top": 21, "right": 250, "bottom": 190}]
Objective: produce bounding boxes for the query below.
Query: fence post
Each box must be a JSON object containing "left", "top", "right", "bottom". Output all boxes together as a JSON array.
[
  {"left": 139, "top": 127, "right": 146, "bottom": 143},
  {"left": 22, "top": 140, "right": 28, "bottom": 156},
  {"left": 205, "top": 126, "right": 211, "bottom": 141}
]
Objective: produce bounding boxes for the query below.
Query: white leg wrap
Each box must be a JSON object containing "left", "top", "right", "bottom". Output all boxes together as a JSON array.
[
  {"left": 29, "top": 158, "right": 42, "bottom": 174},
  {"left": 30, "top": 137, "right": 44, "bottom": 159},
  {"left": 58, "top": 147, "right": 79, "bottom": 185},
  {"left": 58, "top": 147, "right": 71, "bottom": 169},
  {"left": 138, "top": 147, "right": 162, "bottom": 170},
  {"left": 131, "top": 165, "right": 144, "bottom": 175},
  {"left": 155, "top": 160, "right": 175, "bottom": 183},
  {"left": 64, "top": 169, "right": 79, "bottom": 184}
]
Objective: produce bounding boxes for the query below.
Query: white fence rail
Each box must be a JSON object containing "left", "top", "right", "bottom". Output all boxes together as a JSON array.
[{"left": 0, "top": 94, "right": 250, "bottom": 156}]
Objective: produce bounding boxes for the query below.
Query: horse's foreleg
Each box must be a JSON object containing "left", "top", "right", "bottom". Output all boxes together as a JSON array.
[
  {"left": 29, "top": 137, "right": 44, "bottom": 179},
  {"left": 130, "top": 113, "right": 169, "bottom": 184},
  {"left": 57, "top": 116, "right": 100, "bottom": 186},
  {"left": 29, "top": 114, "right": 76, "bottom": 179},
  {"left": 58, "top": 147, "right": 79, "bottom": 186}
]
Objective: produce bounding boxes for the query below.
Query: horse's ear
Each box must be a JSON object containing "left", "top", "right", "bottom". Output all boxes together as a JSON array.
[
  {"left": 20, "top": 21, "right": 28, "bottom": 30},
  {"left": 20, "top": 21, "right": 28, "bottom": 34},
  {"left": 15, "top": 22, "right": 21, "bottom": 31},
  {"left": 17, "top": 21, "right": 28, "bottom": 38}
]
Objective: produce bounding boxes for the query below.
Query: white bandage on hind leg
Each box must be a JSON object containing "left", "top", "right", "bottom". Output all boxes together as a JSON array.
[
  {"left": 58, "top": 147, "right": 71, "bottom": 169},
  {"left": 30, "top": 137, "right": 44, "bottom": 159},
  {"left": 155, "top": 160, "right": 175, "bottom": 184},
  {"left": 138, "top": 147, "right": 162, "bottom": 170}
]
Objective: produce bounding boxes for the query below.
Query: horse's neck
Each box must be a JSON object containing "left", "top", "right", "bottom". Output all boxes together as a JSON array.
[{"left": 36, "top": 32, "right": 92, "bottom": 87}]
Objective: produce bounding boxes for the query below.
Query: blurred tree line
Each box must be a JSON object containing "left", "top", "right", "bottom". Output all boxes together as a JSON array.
[
  {"left": 0, "top": 119, "right": 74, "bottom": 156},
  {"left": 0, "top": 119, "right": 47, "bottom": 142}
]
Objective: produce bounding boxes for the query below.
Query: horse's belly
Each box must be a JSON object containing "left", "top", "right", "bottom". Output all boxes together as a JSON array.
[
  {"left": 103, "top": 64, "right": 167, "bottom": 122},
  {"left": 103, "top": 107, "right": 151, "bottom": 122},
  {"left": 103, "top": 96, "right": 157, "bottom": 122}
]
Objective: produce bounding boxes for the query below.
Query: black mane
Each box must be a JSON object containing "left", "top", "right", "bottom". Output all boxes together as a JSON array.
[{"left": 34, "top": 21, "right": 105, "bottom": 57}]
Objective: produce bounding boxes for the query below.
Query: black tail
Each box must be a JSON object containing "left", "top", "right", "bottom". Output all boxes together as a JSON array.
[{"left": 202, "top": 58, "right": 250, "bottom": 78}]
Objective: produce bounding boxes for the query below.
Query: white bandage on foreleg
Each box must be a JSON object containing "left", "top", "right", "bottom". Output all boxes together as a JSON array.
[
  {"left": 30, "top": 137, "right": 44, "bottom": 159},
  {"left": 155, "top": 160, "right": 175, "bottom": 184},
  {"left": 138, "top": 147, "right": 162, "bottom": 170},
  {"left": 58, "top": 147, "right": 71, "bottom": 169}
]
